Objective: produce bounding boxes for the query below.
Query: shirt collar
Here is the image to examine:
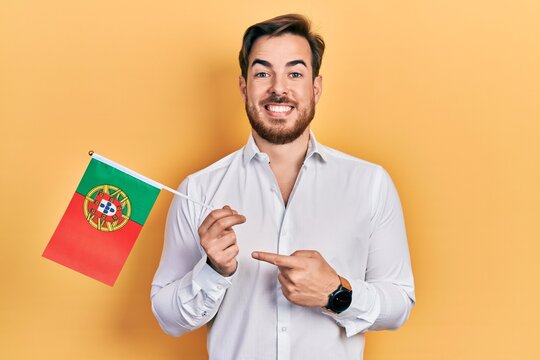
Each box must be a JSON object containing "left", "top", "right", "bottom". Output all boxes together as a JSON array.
[
  {"left": 305, "top": 131, "right": 328, "bottom": 164},
  {"left": 242, "top": 130, "right": 328, "bottom": 166}
]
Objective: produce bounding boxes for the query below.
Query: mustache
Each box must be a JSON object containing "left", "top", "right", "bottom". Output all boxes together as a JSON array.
[{"left": 261, "top": 93, "right": 297, "bottom": 106}]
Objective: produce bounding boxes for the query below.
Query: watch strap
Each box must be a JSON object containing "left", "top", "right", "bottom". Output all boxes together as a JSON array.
[{"left": 339, "top": 275, "right": 352, "bottom": 292}]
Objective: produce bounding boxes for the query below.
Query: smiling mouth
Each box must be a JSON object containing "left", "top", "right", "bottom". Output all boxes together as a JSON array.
[{"left": 264, "top": 104, "right": 294, "bottom": 114}]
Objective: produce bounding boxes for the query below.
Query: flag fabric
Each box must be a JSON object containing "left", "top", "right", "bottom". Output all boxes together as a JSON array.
[{"left": 43, "top": 154, "right": 161, "bottom": 286}]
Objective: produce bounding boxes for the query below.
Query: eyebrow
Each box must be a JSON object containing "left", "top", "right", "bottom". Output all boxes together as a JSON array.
[
  {"left": 251, "top": 58, "right": 308, "bottom": 68},
  {"left": 286, "top": 59, "right": 307, "bottom": 68}
]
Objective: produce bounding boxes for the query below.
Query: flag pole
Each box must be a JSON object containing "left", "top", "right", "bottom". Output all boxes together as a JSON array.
[
  {"left": 88, "top": 151, "right": 214, "bottom": 211},
  {"left": 161, "top": 185, "right": 214, "bottom": 211}
]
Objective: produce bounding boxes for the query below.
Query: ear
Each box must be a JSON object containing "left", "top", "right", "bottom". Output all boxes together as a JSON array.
[
  {"left": 313, "top": 75, "right": 323, "bottom": 104},
  {"left": 239, "top": 76, "right": 247, "bottom": 103}
]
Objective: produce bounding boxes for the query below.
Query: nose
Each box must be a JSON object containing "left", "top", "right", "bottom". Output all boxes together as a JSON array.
[{"left": 270, "top": 74, "right": 287, "bottom": 95}]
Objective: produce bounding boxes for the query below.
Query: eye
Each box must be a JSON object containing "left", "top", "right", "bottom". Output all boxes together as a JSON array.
[
  {"left": 255, "top": 72, "right": 270, "bottom": 78},
  {"left": 290, "top": 72, "right": 303, "bottom": 78}
]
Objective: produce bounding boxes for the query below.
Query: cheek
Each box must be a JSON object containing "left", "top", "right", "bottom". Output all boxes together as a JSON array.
[
  {"left": 246, "top": 87, "right": 267, "bottom": 104},
  {"left": 292, "top": 84, "right": 315, "bottom": 100}
]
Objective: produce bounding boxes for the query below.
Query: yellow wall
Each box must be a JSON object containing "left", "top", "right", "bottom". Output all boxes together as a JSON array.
[{"left": 1, "top": 1, "right": 539, "bottom": 359}]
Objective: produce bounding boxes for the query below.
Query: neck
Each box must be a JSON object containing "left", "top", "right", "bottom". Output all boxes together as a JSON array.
[{"left": 252, "top": 128, "right": 310, "bottom": 169}]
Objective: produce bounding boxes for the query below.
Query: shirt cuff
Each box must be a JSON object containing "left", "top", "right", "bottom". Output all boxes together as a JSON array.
[
  {"left": 322, "top": 279, "right": 381, "bottom": 337},
  {"left": 191, "top": 256, "right": 235, "bottom": 302}
]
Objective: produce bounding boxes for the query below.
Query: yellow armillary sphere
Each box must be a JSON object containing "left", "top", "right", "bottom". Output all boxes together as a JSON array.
[{"left": 83, "top": 184, "right": 131, "bottom": 232}]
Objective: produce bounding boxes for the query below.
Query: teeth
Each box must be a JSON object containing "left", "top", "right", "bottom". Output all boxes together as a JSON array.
[{"left": 267, "top": 105, "right": 292, "bottom": 113}]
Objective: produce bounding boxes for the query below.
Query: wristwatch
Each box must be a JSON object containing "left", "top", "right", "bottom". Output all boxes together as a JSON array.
[{"left": 324, "top": 275, "right": 353, "bottom": 314}]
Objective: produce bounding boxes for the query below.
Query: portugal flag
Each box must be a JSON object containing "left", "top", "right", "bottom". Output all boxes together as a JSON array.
[{"left": 43, "top": 153, "right": 161, "bottom": 286}]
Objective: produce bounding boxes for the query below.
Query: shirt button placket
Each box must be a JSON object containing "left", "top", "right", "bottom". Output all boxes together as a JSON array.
[
  {"left": 264, "top": 158, "right": 291, "bottom": 360},
  {"left": 277, "top": 212, "right": 291, "bottom": 360}
]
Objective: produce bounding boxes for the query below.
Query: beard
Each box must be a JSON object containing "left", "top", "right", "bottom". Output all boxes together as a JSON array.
[{"left": 246, "top": 93, "right": 316, "bottom": 145}]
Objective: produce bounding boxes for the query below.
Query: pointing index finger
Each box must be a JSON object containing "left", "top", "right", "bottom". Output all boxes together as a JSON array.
[{"left": 251, "top": 251, "right": 298, "bottom": 268}]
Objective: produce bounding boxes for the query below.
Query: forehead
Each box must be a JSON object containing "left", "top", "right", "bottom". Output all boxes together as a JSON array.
[{"left": 249, "top": 33, "right": 312, "bottom": 68}]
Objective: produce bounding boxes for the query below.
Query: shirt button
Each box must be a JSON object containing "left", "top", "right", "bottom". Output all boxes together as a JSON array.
[
  {"left": 281, "top": 326, "right": 287, "bottom": 332},
  {"left": 202, "top": 311, "right": 207, "bottom": 317},
  {"left": 217, "top": 285, "right": 222, "bottom": 290}
]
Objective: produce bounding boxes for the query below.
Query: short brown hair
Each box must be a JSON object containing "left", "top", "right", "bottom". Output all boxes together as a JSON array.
[{"left": 239, "top": 14, "right": 325, "bottom": 80}]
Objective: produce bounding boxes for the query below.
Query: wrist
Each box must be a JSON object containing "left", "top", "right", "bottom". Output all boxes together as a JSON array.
[
  {"left": 318, "top": 274, "right": 340, "bottom": 306},
  {"left": 206, "top": 257, "right": 237, "bottom": 277},
  {"left": 327, "top": 274, "right": 341, "bottom": 295}
]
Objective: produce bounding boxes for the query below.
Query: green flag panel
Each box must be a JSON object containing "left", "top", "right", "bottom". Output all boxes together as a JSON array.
[{"left": 76, "top": 159, "right": 160, "bottom": 225}]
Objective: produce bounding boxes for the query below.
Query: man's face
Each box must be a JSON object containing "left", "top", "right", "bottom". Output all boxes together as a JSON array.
[{"left": 239, "top": 33, "right": 322, "bottom": 144}]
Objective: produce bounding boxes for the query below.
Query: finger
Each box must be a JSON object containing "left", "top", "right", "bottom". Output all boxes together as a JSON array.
[
  {"left": 278, "top": 272, "right": 287, "bottom": 286},
  {"left": 205, "top": 231, "right": 237, "bottom": 251},
  {"left": 208, "top": 244, "right": 239, "bottom": 272},
  {"left": 278, "top": 273, "right": 295, "bottom": 300},
  {"left": 206, "top": 214, "right": 246, "bottom": 239},
  {"left": 199, "top": 206, "right": 238, "bottom": 235},
  {"left": 290, "top": 249, "right": 319, "bottom": 258},
  {"left": 217, "top": 228, "right": 234, "bottom": 238},
  {"left": 251, "top": 251, "right": 300, "bottom": 269},
  {"left": 223, "top": 205, "right": 238, "bottom": 215},
  {"left": 222, "top": 243, "right": 240, "bottom": 259},
  {"left": 277, "top": 271, "right": 294, "bottom": 284}
]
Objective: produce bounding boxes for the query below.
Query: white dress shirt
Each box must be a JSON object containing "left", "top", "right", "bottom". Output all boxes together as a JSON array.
[{"left": 151, "top": 132, "right": 415, "bottom": 360}]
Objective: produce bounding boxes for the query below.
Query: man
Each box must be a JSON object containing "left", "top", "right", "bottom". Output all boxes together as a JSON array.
[{"left": 151, "top": 14, "right": 415, "bottom": 360}]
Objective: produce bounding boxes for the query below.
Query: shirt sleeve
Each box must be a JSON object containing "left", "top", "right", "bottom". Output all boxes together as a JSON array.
[
  {"left": 150, "top": 177, "right": 234, "bottom": 337},
  {"left": 324, "top": 166, "right": 416, "bottom": 337}
]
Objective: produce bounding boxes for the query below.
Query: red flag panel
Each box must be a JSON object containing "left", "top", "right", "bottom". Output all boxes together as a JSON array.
[{"left": 43, "top": 193, "right": 143, "bottom": 286}]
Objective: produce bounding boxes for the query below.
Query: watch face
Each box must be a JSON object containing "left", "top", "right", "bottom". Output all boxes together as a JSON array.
[{"left": 332, "top": 289, "right": 352, "bottom": 313}]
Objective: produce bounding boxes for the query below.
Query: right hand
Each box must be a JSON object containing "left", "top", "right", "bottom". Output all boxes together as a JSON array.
[{"left": 198, "top": 205, "right": 246, "bottom": 277}]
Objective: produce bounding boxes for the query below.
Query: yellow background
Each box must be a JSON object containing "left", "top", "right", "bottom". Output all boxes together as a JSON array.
[{"left": 1, "top": 0, "right": 539, "bottom": 359}]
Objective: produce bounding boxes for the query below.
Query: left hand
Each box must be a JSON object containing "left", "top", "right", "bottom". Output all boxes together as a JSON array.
[{"left": 252, "top": 250, "right": 340, "bottom": 307}]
